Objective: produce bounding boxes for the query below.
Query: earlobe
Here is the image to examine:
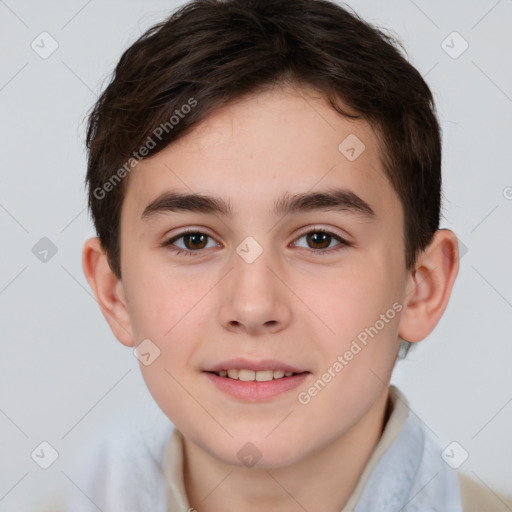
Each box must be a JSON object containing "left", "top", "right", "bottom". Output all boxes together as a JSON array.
[
  {"left": 398, "top": 229, "right": 460, "bottom": 343},
  {"left": 81, "top": 237, "right": 135, "bottom": 347}
]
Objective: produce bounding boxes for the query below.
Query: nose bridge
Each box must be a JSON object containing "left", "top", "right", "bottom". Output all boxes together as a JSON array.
[
  {"left": 217, "top": 235, "right": 291, "bottom": 334},
  {"left": 232, "top": 236, "right": 277, "bottom": 300}
]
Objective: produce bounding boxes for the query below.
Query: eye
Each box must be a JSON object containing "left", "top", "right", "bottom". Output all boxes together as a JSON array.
[
  {"left": 293, "top": 229, "right": 349, "bottom": 255},
  {"left": 162, "top": 228, "right": 350, "bottom": 257},
  {"left": 163, "top": 230, "right": 218, "bottom": 256}
]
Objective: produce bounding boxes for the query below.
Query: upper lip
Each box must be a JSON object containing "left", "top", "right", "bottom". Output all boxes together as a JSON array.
[{"left": 204, "top": 358, "right": 308, "bottom": 374}]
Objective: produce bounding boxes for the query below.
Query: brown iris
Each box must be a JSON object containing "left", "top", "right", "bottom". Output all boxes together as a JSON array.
[
  {"left": 182, "top": 233, "right": 208, "bottom": 250},
  {"left": 305, "top": 232, "right": 332, "bottom": 250}
]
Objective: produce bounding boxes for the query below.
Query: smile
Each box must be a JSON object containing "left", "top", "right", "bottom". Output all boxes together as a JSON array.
[
  {"left": 205, "top": 368, "right": 309, "bottom": 401},
  {"left": 212, "top": 369, "right": 297, "bottom": 381}
]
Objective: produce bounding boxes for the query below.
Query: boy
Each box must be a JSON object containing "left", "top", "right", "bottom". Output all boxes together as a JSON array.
[{"left": 75, "top": 0, "right": 511, "bottom": 510}]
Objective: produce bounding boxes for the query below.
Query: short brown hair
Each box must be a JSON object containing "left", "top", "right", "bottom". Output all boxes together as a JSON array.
[{"left": 86, "top": 0, "right": 441, "bottom": 283}]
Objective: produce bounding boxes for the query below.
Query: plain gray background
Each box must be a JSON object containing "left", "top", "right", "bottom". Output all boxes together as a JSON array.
[{"left": 1, "top": 0, "right": 511, "bottom": 510}]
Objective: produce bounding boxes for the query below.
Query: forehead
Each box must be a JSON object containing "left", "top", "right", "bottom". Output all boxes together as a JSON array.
[{"left": 122, "top": 85, "right": 401, "bottom": 226}]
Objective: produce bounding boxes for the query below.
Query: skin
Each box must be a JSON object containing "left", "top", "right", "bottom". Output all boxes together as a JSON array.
[{"left": 83, "top": 83, "right": 459, "bottom": 511}]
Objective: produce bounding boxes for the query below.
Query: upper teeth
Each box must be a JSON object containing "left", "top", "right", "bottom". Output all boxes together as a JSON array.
[{"left": 217, "top": 369, "right": 295, "bottom": 381}]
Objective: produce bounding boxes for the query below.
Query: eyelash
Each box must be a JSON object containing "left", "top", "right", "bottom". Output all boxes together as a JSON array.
[{"left": 162, "top": 228, "right": 350, "bottom": 257}]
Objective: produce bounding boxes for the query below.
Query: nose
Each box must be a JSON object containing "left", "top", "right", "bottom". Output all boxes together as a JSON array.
[{"left": 217, "top": 245, "right": 292, "bottom": 336}]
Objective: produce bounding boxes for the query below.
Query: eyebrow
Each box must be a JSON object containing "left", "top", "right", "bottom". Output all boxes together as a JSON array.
[{"left": 141, "top": 188, "right": 375, "bottom": 220}]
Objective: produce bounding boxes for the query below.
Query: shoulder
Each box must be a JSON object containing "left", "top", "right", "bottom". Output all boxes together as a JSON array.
[
  {"left": 458, "top": 472, "right": 512, "bottom": 512},
  {"left": 65, "top": 401, "right": 174, "bottom": 512}
]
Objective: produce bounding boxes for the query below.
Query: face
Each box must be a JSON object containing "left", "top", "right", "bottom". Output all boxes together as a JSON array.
[{"left": 117, "top": 84, "right": 410, "bottom": 468}]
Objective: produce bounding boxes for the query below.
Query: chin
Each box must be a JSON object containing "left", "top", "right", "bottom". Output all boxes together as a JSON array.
[{"left": 212, "top": 435, "right": 306, "bottom": 470}]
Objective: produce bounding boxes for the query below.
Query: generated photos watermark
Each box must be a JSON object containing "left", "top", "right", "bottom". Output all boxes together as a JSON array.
[
  {"left": 297, "top": 301, "right": 403, "bottom": 405},
  {"left": 93, "top": 97, "right": 197, "bottom": 200}
]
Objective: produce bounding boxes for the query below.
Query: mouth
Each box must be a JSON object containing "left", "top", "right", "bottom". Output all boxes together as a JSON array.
[
  {"left": 208, "top": 369, "right": 300, "bottom": 381},
  {"left": 203, "top": 359, "right": 310, "bottom": 401}
]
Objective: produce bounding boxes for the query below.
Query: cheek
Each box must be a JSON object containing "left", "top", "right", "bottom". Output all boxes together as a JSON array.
[
  {"left": 310, "top": 266, "right": 403, "bottom": 386},
  {"left": 314, "top": 267, "right": 391, "bottom": 335},
  {"left": 124, "top": 258, "right": 204, "bottom": 337},
  {"left": 128, "top": 271, "right": 215, "bottom": 398}
]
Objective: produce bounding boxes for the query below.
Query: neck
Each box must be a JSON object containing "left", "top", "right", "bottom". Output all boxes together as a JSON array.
[{"left": 182, "top": 387, "right": 391, "bottom": 512}]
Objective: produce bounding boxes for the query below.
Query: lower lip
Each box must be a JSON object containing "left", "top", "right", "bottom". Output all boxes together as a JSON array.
[{"left": 204, "top": 372, "right": 309, "bottom": 401}]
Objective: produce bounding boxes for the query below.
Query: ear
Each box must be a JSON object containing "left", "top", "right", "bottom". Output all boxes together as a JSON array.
[
  {"left": 81, "top": 237, "right": 135, "bottom": 347},
  {"left": 398, "top": 229, "right": 460, "bottom": 343}
]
